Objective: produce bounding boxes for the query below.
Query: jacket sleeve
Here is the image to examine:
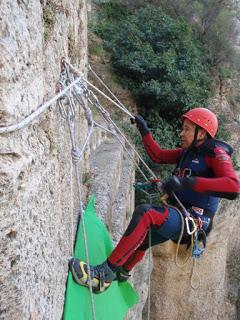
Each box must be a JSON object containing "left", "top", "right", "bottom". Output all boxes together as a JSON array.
[
  {"left": 193, "top": 147, "right": 239, "bottom": 200},
  {"left": 142, "top": 133, "right": 182, "bottom": 164}
]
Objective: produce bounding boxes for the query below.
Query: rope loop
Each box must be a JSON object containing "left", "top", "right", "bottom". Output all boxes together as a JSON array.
[{"left": 58, "top": 95, "right": 76, "bottom": 121}]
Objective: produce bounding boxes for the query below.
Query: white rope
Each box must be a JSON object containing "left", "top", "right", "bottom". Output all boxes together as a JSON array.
[
  {"left": 190, "top": 258, "right": 200, "bottom": 290},
  {"left": 85, "top": 66, "right": 157, "bottom": 179},
  {"left": 74, "top": 76, "right": 157, "bottom": 181},
  {"left": 167, "top": 201, "right": 200, "bottom": 289},
  {"left": 0, "top": 77, "right": 82, "bottom": 134},
  {"left": 67, "top": 118, "right": 97, "bottom": 320},
  {"left": 61, "top": 59, "right": 156, "bottom": 180},
  {"left": 65, "top": 61, "right": 135, "bottom": 118},
  {"left": 89, "top": 64, "right": 132, "bottom": 117},
  {"left": 57, "top": 66, "right": 97, "bottom": 320}
]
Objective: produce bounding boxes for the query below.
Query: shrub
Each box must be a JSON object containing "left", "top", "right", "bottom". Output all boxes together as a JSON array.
[{"left": 96, "top": 4, "right": 213, "bottom": 120}]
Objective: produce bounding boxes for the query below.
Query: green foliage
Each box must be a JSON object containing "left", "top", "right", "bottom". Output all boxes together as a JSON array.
[
  {"left": 146, "top": 112, "right": 180, "bottom": 149},
  {"left": 89, "top": 42, "right": 105, "bottom": 57},
  {"left": 97, "top": 0, "right": 129, "bottom": 21},
  {"left": 96, "top": 5, "right": 212, "bottom": 120},
  {"left": 199, "top": 7, "right": 236, "bottom": 69},
  {"left": 218, "top": 66, "right": 233, "bottom": 80}
]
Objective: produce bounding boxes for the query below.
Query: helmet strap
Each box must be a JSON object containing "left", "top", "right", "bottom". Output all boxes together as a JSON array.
[
  {"left": 191, "top": 126, "right": 209, "bottom": 148},
  {"left": 190, "top": 126, "right": 200, "bottom": 148},
  {"left": 194, "top": 126, "right": 199, "bottom": 143}
]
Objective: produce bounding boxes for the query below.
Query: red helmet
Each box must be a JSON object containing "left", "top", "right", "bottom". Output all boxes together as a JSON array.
[{"left": 181, "top": 107, "right": 218, "bottom": 138}]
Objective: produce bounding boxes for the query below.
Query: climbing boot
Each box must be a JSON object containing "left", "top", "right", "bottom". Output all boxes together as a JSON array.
[
  {"left": 68, "top": 257, "right": 116, "bottom": 293},
  {"left": 116, "top": 267, "right": 131, "bottom": 282}
]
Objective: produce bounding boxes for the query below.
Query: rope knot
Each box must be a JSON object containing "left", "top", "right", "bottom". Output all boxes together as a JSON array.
[{"left": 71, "top": 147, "right": 82, "bottom": 163}]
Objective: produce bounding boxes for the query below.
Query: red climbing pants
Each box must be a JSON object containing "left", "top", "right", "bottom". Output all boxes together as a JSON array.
[{"left": 108, "top": 204, "right": 169, "bottom": 270}]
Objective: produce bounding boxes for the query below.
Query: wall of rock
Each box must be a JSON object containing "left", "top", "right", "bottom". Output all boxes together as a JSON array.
[
  {"left": 0, "top": 1, "right": 89, "bottom": 319},
  {"left": 1, "top": 1, "right": 239, "bottom": 320},
  {"left": 0, "top": 2, "right": 141, "bottom": 319}
]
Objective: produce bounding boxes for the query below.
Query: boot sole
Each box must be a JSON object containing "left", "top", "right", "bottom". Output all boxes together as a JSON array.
[{"left": 70, "top": 260, "right": 111, "bottom": 293}]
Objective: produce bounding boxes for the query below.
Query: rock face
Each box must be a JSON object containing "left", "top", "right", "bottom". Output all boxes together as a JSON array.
[
  {"left": 0, "top": 1, "right": 88, "bottom": 319},
  {"left": 0, "top": 2, "right": 144, "bottom": 319},
  {"left": 89, "top": 136, "right": 150, "bottom": 320},
  {"left": 1, "top": 1, "right": 239, "bottom": 320}
]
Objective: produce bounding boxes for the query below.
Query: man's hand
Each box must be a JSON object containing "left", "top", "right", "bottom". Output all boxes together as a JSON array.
[
  {"left": 133, "top": 115, "right": 150, "bottom": 137},
  {"left": 163, "top": 176, "right": 195, "bottom": 195}
]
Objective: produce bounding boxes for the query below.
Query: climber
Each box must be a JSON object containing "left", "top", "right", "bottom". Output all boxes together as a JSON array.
[{"left": 69, "top": 107, "right": 239, "bottom": 293}]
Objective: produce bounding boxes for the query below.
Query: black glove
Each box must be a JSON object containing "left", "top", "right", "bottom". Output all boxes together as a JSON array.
[
  {"left": 163, "top": 176, "right": 196, "bottom": 195},
  {"left": 133, "top": 115, "right": 150, "bottom": 137}
]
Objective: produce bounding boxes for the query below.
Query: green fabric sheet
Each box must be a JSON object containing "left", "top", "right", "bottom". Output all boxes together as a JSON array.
[{"left": 63, "top": 195, "right": 138, "bottom": 320}]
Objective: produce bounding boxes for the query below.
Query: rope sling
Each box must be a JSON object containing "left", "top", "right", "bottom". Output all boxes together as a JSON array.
[{"left": 0, "top": 58, "right": 204, "bottom": 319}]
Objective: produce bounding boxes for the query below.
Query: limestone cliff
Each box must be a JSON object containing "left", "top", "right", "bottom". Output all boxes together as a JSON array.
[
  {"left": 0, "top": 1, "right": 239, "bottom": 320},
  {"left": 0, "top": 2, "right": 139, "bottom": 319},
  {"left": 0, "top": 1, "right": 88, "bottom": 319}
]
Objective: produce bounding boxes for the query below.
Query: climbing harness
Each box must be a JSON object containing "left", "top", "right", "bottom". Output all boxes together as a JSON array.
[{"left": 135, "top": 178, "right": 204, "bottom": 290}]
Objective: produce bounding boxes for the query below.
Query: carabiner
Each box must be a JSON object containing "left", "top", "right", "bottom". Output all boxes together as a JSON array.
[{"left": 185, "top": 216, "right": 197, "bottom": 235}]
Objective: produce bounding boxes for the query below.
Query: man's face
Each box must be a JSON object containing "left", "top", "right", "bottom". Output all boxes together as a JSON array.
[{"left": 180, "top": 119, "right": 196, "bottom": 149}]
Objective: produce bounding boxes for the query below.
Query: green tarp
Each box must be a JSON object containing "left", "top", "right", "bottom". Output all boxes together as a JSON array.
[{"left": 63, "top": 195, "right": 138, "bottom": 320}]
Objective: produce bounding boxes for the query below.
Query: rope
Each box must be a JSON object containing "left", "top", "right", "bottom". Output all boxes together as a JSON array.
[
  {"left": 57, "top": 68, "right": 97, "bottom": 320},
  {"left": 0, "top": 77, "right": 82, "bottom": 134},
  {"left": 95, "top": 120, "right": 150, "bottom": 181},
  {"left": 88, "top": 64, "right": 132, "bottom": 117},
  {"left": 92, "top": 101, "right": 151, "bottom": 181},
  {"left": 190, "top": 259, "right": 200, "bottom": 290},
  {"left": 73, "top": 72, "right": 157, "bottom": 180},
  {"left": 86, "top": 65, "right": 156, "bottom": 179},
  {"left": 65, "top": 61, "right": 134, "bottom": 118},
  {"left": 165, "top": 201, "right": 200, "bottom": 289}
]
